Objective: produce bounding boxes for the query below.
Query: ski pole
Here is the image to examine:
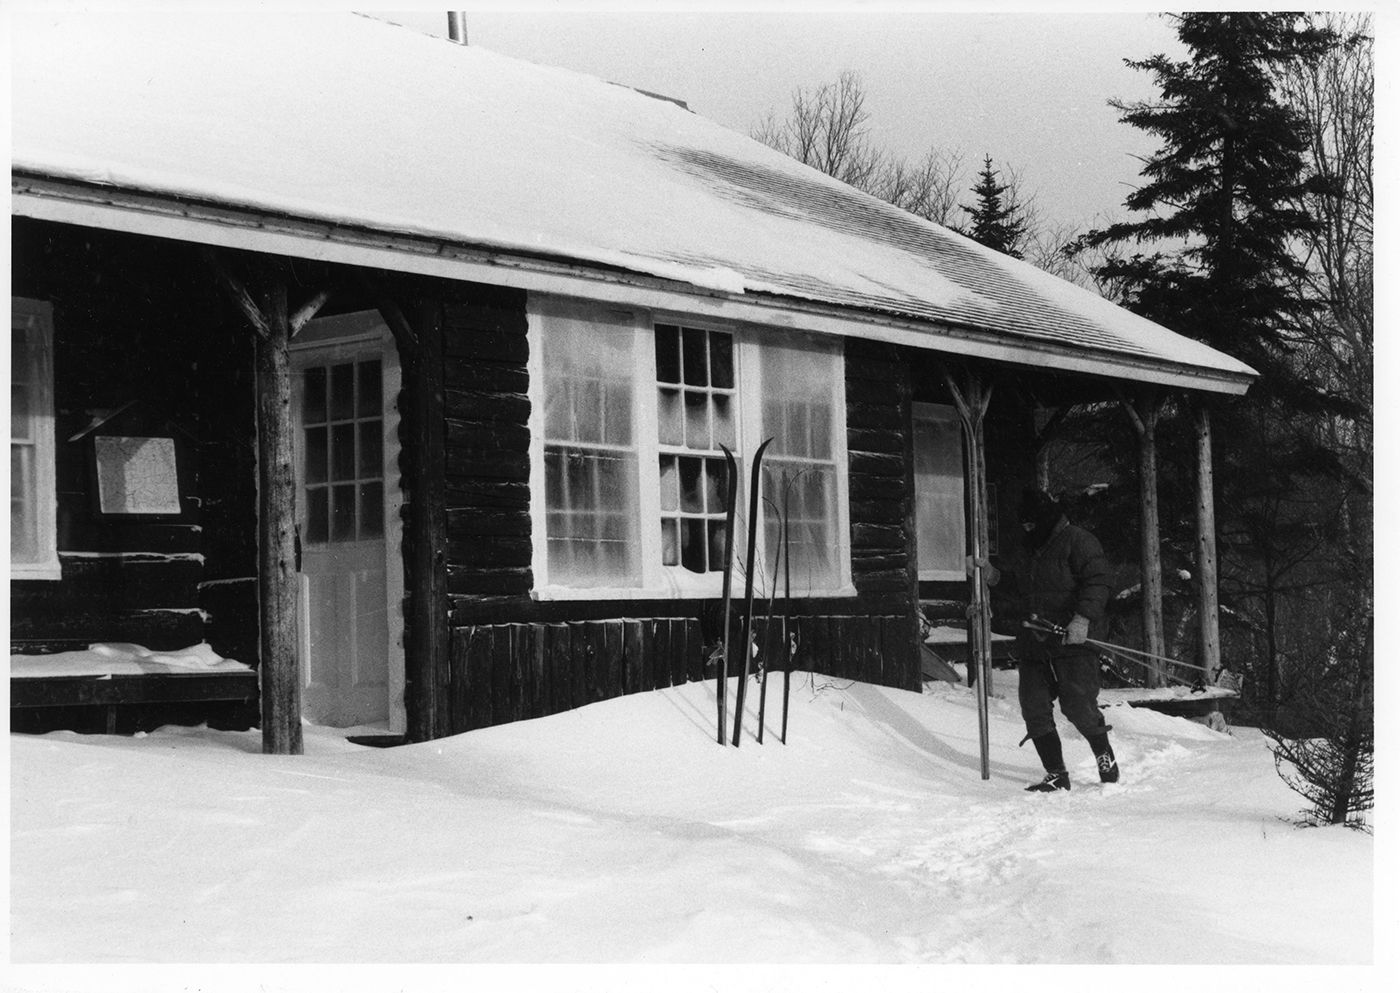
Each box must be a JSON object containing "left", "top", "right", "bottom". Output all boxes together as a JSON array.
[
  {"left": 1022, "top": 617, "right": 1211, "bottom": 673},
  {"left": 1022, "top": 618, "right": 1211, "bottom": 691}
]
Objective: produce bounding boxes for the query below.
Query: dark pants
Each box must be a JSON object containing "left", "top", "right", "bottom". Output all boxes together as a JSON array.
[{"left": 1017, "top": 648, "right": 1108, "bottom": 740}]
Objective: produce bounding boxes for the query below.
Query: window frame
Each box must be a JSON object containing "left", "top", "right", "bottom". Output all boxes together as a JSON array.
[
  {"left": 528, "top": 296, "right": 854, "bottom": 601},
  {"left": 912, "top": 401, "right": 968, "bottom": 582},
  {"left": 11, "top": 297, "right": 60, "bottom": 581}
]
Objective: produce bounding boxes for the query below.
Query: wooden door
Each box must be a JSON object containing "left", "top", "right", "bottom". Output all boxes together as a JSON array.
[{"left": 292, "top": 317, "right": 403, "bottom": 729}]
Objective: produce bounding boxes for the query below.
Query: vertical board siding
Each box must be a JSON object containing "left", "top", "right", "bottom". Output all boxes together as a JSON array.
[{"left": 447, "top": 614, "right": 907, "bottom": 729}]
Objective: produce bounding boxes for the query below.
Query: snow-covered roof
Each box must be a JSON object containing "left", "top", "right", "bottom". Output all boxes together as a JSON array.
[{"left": 10, "top": 12, "right": 1256, "bottom": 393}]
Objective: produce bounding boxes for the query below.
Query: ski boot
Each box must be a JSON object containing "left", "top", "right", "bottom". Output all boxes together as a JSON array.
[
  {"left": 1088, "top": 732, "right": 1119, "bottom": 783},
  {"left": 1026, "top": 770, "right": 1071, "bottom": 792},
  {"left": 1026, "top": 730, "right": 1071, "bottom": 792}
]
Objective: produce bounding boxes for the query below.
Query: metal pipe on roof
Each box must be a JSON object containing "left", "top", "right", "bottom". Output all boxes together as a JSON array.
[{"left": 446, "top": 12, "right": 467, "bottom": 45}]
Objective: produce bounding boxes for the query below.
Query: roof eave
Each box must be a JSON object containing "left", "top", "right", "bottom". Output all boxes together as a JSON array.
[{"left": 12, "top": 173, "right": 1255, "bottom": 396}]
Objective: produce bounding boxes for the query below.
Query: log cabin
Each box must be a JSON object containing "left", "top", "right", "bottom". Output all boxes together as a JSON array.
[{"left": 8, "top": 13, "right": 1254, "bottom": 751}]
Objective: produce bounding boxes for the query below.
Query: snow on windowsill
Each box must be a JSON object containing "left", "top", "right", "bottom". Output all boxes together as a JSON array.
[{"left": 9, "top": 643, "right": 252, "bottom": 679}]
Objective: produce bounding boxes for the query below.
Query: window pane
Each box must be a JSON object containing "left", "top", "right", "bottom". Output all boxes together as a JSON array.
[
  {"left": 573, "top": 378, "right": 603, "bottom": 445},
  {"left": 810, "top": 405, "right": 832, "bottom": 458},
  {"left": 759, "top": 335, "right": 842, "bottom": 592},
  {"left": 682, "top": 328, "right": 708, "bottom": 386},
  {"left": 11, "top": 385, "right": 33, "bottom": 440},
  {"left": 331, "top": 484, "right": 356, "bottom": 541},
  {"left": 658, "top": 388, "right": 683, "bottom": 447},
  {"left": 659, "top": 455, "right": 679, "bottom": 511},
  {"left": 655, "top": 324, "right": 681, "bottom": 384},
  {"left": 707, "top": 520, "right": 728, "bottom": 574},
  {"left": 603, "top": 381, "right": 633, "bottom": 446},
  {"left": 679, "top": 456, "right": 703, "bottom": 513},
  {"left": 713, "top": 394, "right": 735, "bottom": 449},
  {"left": 360, "top": 481, "right": 384, "bottom": 538},
  {"left": 303, "top": 367, "right": 327, "bottom": 424},
  {"left": 358, "top": 421, "right": 383, "bottom": 479},
  {"left": 306, "top": 486, "right": 329, "bottom": 543},
  {"left": 703, "top": 457, "right": 726, "bottom": 514},
  {"left": 681, "top": 518, "right": 706, "bottom": 573},
  {"left": 914, "top": 406, "right": 966, "bottom": 574},
  {"left": 661, "top": 518, "right": 679, "bottom": 566},
  {"left": 11, "top": 445, "right": 36, "bottom": 560},
  {"left": 357, "top": 360, "right": 382, "bottom": 418},
  {"left": 710, "top": 332, "right": 734, "bottom": 389},
  {"left": 331, "top": 424, "right": 355, "bottom": 481},
  {"left": 305, "top": 426, "right": 328, "bottom": 485},
  {"left": 684, "top": 390, "right": 710, "bottom": 450},
  {"left": 330, "top": 363, "right": 354, "bottom": 421},
  {"left": 543, "top": 444, "right": 640, "bottom": 587}
]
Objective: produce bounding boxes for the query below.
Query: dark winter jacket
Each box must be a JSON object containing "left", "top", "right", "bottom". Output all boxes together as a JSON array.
[{"left": 1021, "top": 517, "right": 1112, "bottom": 645}]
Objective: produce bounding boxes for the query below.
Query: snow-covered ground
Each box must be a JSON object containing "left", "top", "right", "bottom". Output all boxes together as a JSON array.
[{"left": 7, "top": 668, "right": 1375, "bottom": 987}]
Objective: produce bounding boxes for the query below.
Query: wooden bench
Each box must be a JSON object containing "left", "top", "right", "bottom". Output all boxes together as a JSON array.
[
  {"left": 11, "top": 671, "right": 260, "bottom": 734},
  {"left": 10, "top": 645, "right": 259, "bottom": 735}
]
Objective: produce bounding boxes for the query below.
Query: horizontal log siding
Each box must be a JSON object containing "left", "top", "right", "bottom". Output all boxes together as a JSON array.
[
  {"left": 9, "top": 220, "right": 260, "bottom": 732},
  {"left": 844, "top": 339, "right": 921, "bottom": 690},
  {"left": 440, "top": 292, "right": 535, "bottom": 602}
]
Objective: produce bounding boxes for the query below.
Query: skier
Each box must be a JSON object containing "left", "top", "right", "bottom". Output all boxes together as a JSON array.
[{"left": 1013, "top": 488, "right": 1118, "bottom": 791}]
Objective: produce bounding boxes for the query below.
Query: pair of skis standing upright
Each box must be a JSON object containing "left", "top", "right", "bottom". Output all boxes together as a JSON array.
[{"left": 715, "top": 438, "right": 794, "bottom": 747}]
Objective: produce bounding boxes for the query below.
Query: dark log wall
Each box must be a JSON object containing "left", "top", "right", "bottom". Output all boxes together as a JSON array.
[
  {"left": 431, "top": 291, "right": 924, "bottom": 735},
  {"left": 10, "top": 219, "right": 259, "bottom": 731}
]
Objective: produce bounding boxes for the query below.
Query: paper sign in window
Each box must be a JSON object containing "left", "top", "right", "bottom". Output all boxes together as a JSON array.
[{"left": 93, "top": 436, "right": 181, "bottom": 515}]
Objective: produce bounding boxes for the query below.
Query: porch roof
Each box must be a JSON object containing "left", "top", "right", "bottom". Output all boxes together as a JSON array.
[{"left": 10, "top": 12, "right": 1255, "bottom": 393}]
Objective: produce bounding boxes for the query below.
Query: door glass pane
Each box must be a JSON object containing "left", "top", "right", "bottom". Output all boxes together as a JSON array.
[
  {"left": 331, "top": 424, "right": 355, "bottom": 481},
  {"left": 357, "top": 360, "right": 382, "bottom": 418},
  {"left": 305, "top": 426, "right": 328, "bottom": 485},
  {"left": 360, "top": 481, "right": 384, "bottom": 538},
  {"left": 331, "top": 484, "right": 356, "bottom": 541},
  {"left": 306, "top": 487, "right": 329, "bottom": 543},
  {"left": 358, "top": 421, "right": 382, "bottom": 478},
  {"left": 330, "top": 363, "right": 355, "bottom": 421},
  {"left": 303, "top": 367, "right": 327, "bottom": 424}
]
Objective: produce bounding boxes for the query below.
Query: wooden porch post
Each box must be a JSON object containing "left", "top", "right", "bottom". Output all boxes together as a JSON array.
[
  {"left": 364, "top": 278, "right": 451, "bottom": 742},
  {"left": 202, "top": 249, "right": 320, "bottom": 754},
  {"left": 945, "top": 367, "right": 994, "bottom": 781},
  {"left": 253, "top": 278, "right": 303, "bottom": 754},
  {"left": 1195, "top": 401, "right": 1221, "bottom": 684},
  {"left": 1118, "top": 387, "right": 1166, "bottom": 687}
]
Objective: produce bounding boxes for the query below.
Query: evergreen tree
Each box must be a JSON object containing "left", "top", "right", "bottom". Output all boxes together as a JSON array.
[
  {"left": 1078, "top": 12, "right": 1337, "bottom": 395},
  {"left": 1065, "top": 13, "right": 1359, "bottom": 717},
  {"left": 959, "top": 156, "right": 1027, "bottom": 258}
]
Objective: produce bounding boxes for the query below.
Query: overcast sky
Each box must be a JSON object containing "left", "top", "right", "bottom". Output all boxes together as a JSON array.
[{"left": 367, "top": 8, "right": 1186, "bottom": 231}]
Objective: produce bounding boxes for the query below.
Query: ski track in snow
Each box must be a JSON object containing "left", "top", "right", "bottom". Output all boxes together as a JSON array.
[{"left": 8, "top": 674, "right": 1373, "bottom": 967}]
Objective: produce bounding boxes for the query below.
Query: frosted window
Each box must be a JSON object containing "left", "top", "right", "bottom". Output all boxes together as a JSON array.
[
  {"left": 10, "top": 298, "right": 58, "bottom": 578},
  {"left": 542, "top": 310, "right": 641, "bottom": 587},
  {"left": 913, "top": 403, "right": 966, "bottom": 576},
  {"left": 760, "top": 336, "right": 842, "bottom": 593}
]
